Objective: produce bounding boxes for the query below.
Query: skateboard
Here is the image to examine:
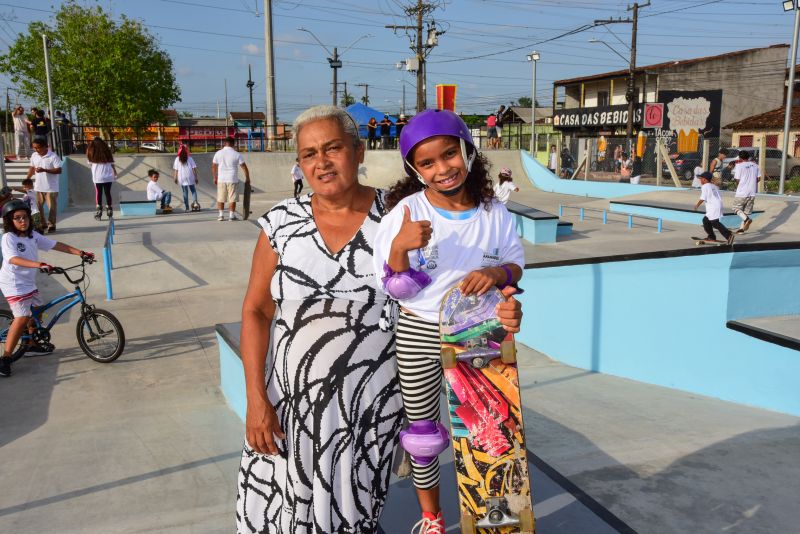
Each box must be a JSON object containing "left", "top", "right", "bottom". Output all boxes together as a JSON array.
[
  {"left": 162, "top": 205, "right": 173, "bottom": 214},
  {"left": 243, "top": 182, "right": 252, "bottom": 220},
  {"left": 691, "top": 236, "right": 727, "bottom": 246},
  {"left": 190, "top": 201, "right": 201, "bottom": 212},
  {"left": 439, "top": 285, "right": 535, "bottom": 533}
]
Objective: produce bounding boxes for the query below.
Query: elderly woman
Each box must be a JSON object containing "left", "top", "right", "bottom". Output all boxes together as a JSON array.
[{"left": 236, "top": 105, "right": 523, "bottom": 533}]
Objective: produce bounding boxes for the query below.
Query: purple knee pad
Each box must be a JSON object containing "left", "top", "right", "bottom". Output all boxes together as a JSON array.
[
  {"left": 399, "top": 420, "right": 449, "bottom": 466},
  {"left": 382, "top": 263, "right": 431, "bottom": 300}
]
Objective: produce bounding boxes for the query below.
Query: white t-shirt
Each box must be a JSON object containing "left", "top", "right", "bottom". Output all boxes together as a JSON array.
[
  {"left": 13, "top": 115, "right": 28, "bottom": 134},
  {"left": 91, "top": 162, "right": 115, "bottom": 184},
  {"left": 30, "top": 149, "right": 62, "bottom": 192},
  {"left": 373, "top": 192, "right": 525, "bottom": 323},
  {"left": 22, "top": 189, "right": 39, "bottom": 216},
  {"left": 173, "top": 156, "right": 198, "bottom": 186},
  {"left": 700, "top": 182, "right": 723, "bottom": 220},
  {"left": 0, "top": 231, "right": 56, "bottom": 297},
  {"left": 291, "top": 163, "right": 304, "bottom": 183},
  {"left": 733, "top": 161, "right": 760, "bottom": 198},
  {"left": 212, "top": 146, "right": 245, "bottom": 183},
  {"left": 691, "top": 166, "right": 703, "bottom": 188},
  {"left": 548, "top": 152, "right": 558, "bottom": 169},
  {"left": 146, "top": 180, "right": 165, "bottom": 201},
  {"left": 493, "top": 181, "right": 517, "bottom": 204}
]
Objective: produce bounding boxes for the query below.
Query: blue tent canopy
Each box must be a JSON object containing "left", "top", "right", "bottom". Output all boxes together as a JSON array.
[{"left": 345, "top": 102, "right": 399, "bottom": 138}]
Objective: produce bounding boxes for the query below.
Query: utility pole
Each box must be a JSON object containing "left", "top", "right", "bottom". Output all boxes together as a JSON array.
[
  {"left": 626, "top": 1, "right": 649, "bottom": 145},
  {"left": 247, "top": 64, "right": 255, "bottom": 152},
  {"left": 224, "top": 79, "right": 229, "bottom": 127},
  {"left": 595, "top": 1, "right": 648, "bottom": 153},
  {"left": 356, "top": 83, "right": 369, "bottom": 105},
  {"left": 264, "top": 0, "right": 277, "bottom": 148},
  {"left": 780, "top": 2, "right": 800, "bottom": 195},
  {"left": 331, "top": 47, "right": 340, "bottom": 106},
  {"left": 386, "top": 1, "right": 443, "bottom": 113},
  {"left": 42, "top": 34, "right": 56, "bottom": 150},
  {"left": 5, "top": 88, "right": 9, "bottom": 134}
]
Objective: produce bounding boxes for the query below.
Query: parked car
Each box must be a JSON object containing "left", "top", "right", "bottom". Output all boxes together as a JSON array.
[
  {"left": 720, "top": 147, "right": 800, "bottom": 179},
  {"left": 663, "top": 151, "right": 702, "bottom": 181},
  {"left": 139, "top": 142, "right": 164, "bottom": 152}
]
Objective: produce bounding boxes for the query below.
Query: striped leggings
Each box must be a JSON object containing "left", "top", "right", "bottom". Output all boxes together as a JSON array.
[{"left": 396, "top": 310, "right": 444, "bottom": 490}]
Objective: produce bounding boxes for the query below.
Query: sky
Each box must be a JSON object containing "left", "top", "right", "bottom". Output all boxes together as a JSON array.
[{"left": 0, "top": 0, "right": 795, "bottom": 122}]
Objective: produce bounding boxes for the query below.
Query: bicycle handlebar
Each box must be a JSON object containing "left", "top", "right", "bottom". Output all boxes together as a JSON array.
[{"left": 39, "top": 257, "right": 93, "bottom": 284}]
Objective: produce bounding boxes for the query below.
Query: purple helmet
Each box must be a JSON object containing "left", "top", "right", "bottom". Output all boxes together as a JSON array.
[{"left": 399, "top": 109, "right": 475, "bottom": 178}]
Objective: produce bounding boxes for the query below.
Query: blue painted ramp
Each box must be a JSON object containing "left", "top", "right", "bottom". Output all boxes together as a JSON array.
[{"left": 520, "top": 151, "right": 681, "bottom": 198}]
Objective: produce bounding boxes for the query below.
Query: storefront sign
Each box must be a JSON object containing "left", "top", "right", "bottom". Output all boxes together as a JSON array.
[
  {"left": 553, "top": 104, "right": 643, "bottom": 129},
  {"left": 658, "top": 90, "right": 722, "bottom": 152},
  {"left": 643, "top": 103, "right": 664, "bottom": 129}
]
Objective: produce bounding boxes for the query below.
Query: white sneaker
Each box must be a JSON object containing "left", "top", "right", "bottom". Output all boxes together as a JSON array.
[
  {"left": 229, "top": 214, "right": 240, "bottom": 221},
  {"left": 411, "top": 511, "right": 445, "bottom": 534},
  {"left": 217, "top": 214, "right": 225, "bottom": 221}
]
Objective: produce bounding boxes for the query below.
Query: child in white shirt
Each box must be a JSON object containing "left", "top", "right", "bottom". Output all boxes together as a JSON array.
[
  {"left": 0, "top": 199, "right": 93, "bottom": 377},
  {"left": 492, "top": 167, "right": 519, "bottom": 204},
  {"left": 146, "top": 169, "right": 172, "bottom": 213},
  {"left": 373, "top": 109, "right": 524, "bottom": 532},
  {"left": 694, "top": 171, "right": 733, "bottom": 245}
]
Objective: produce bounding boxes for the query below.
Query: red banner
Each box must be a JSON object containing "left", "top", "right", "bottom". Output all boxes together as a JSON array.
[{"left": 436, "top": 84, "right": 457, "bottom": 112}]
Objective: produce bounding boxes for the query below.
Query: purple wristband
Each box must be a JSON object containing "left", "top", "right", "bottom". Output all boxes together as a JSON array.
[{"left": 497, "top": 264, "right": 513, "bottom": 288}]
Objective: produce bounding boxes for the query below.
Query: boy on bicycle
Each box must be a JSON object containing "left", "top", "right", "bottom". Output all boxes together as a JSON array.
[{"left": 0, "top": 199, "right": 93, "bottom": 377}]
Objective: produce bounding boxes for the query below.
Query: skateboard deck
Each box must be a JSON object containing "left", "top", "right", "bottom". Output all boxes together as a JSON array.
[
  {"left": 691, "top": 236, "right": 727, "bottom": 246},
  {"left": 243, "top": 182, "right": 252, "bottom": 220},
  {"left": 439, "top": 285, "right": 535, "bottom": 533}
]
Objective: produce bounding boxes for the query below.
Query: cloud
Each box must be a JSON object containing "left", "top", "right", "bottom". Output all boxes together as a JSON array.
[{"left": 242, "top": 43, "right": 260, "bottom": 55}]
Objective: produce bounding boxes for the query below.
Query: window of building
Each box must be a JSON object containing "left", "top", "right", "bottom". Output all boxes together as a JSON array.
[
  {"left": 597, "top": 91, "right": 609, "bottom": 107},
  {"left": 738, "top": 135, "right": 753, "bottom": 147},
  {"left": 766, "top": 134, "right": 778, "bottom": 148}
]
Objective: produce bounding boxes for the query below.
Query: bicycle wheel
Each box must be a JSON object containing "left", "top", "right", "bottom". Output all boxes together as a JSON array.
[
  {"left": 0, "top": 310, "right": 31, "bottom": 362},
  {"left": 75, "top": 308, "right": 125, "bottom": 363}
]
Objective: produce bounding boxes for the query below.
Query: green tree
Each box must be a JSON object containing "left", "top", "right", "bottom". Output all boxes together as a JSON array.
[
  {"left": 361, "top": 95, "right": 370, "bottom": 105},
  {"left": 341, "top": 91, "right": 355, "bottom": 107},
  {"left": 0, "top": 1, "right": 180, "bottom": 130},
  {"left": 517, "top": 96, "right": 532, "bottom": 108}
]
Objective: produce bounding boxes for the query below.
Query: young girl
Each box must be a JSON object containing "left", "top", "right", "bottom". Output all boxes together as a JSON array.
[
  {"left": 373, "top": 109, "right": 525, "bottom": 533},
  {"left": 493, "top": 166, "right": 519, "bottom": 204},
  {"left": 0, "top": 199, "right": 92, "bottom": 377},
  {"left": 172, "top": 144, "right": 199, "bottom": 211},
  {"left": 86, "top": 137, "right": 117, "bottom": 220}
]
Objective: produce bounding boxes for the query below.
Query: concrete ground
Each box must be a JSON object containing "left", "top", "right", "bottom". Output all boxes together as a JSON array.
[
  {"left": 2, "top": 150, "right": 800, "bottom": 533},
  {"left": 0, "top": 208, "right": 798, "bottom": 533}
]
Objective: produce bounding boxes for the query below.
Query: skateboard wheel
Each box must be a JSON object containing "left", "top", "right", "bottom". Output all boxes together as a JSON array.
[
  {"left": 459, "top": 512, "right": 476, "bottom": 534},
  {"left": 441, "top": 347, "right": 457, "bottom": 369},
  {"left": 500, "top": 340, "right": 516, "bottom": 364},
  {"left": 519, "top": 507, "right": 535, "bottom": 533}
]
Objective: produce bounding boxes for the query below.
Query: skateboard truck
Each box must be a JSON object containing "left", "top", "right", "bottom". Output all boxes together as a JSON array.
[
  {"left": 399, "top": 420, "right": 449, "bottom": 466},
  {"left": 476, "top": 497, "right": 519, "bottom": 529}
]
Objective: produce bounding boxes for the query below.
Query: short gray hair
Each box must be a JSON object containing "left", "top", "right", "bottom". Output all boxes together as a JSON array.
[{"left": 294, "top": 105, "right": 361, "bottom": 150}]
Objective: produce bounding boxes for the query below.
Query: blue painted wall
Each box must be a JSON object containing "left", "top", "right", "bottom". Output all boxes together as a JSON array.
[
  {"left": 516, "top": 249, "right": 800, "bottom": 416},
  {"left": 520, "top": 151, "right": 682, "bottom": 198},
  {"left": 218, "top": 331, "right": 247, "bottom": 421}
]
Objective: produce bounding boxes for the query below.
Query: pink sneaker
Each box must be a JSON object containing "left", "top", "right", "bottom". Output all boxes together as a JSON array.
[{"left": 411, "top": 511, "right": 445, "bottom": 534}]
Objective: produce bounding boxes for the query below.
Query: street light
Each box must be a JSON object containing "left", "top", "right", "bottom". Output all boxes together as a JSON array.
[
  {"left": 526, "top": 51, "right": 540, "bottom": 155},
  {"left": 588, "top": 38, "right": 628, "bottom": 64},
  {"left": 396, "top": 78, "right": 416, "bottom": 116},
  {"left": 779, "top": 0, "right": 800, "bottom": 194},
  {"left": 298, "top": 28, "right": 371, "bottom": 107}
]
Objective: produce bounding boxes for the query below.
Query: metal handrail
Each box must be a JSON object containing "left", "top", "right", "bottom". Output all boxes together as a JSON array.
[
  {"left": 102, "top": 217, "right": 115, "bottom": 300},
  {"left": 559, "top": 204, "right": 663, "bottom": 233}
]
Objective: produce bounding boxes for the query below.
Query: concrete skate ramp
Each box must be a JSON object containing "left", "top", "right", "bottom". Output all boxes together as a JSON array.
[{"left": 65, "top": 151, "right": 408, "bottom": 208}]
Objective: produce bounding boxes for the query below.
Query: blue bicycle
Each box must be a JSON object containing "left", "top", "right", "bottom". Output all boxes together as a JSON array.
[{"left": 0, "top": 257, "right": 125, "bottom": 363}]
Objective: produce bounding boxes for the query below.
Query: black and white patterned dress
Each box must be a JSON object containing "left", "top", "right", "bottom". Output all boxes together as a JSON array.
[{"left": 236, "top": 190, "right": 403, "bottom": 534}]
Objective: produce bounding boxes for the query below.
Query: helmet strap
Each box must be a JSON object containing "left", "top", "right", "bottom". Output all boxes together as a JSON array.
[{"left": 409, "top": 138, "right": 476, "bottom": 188}]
